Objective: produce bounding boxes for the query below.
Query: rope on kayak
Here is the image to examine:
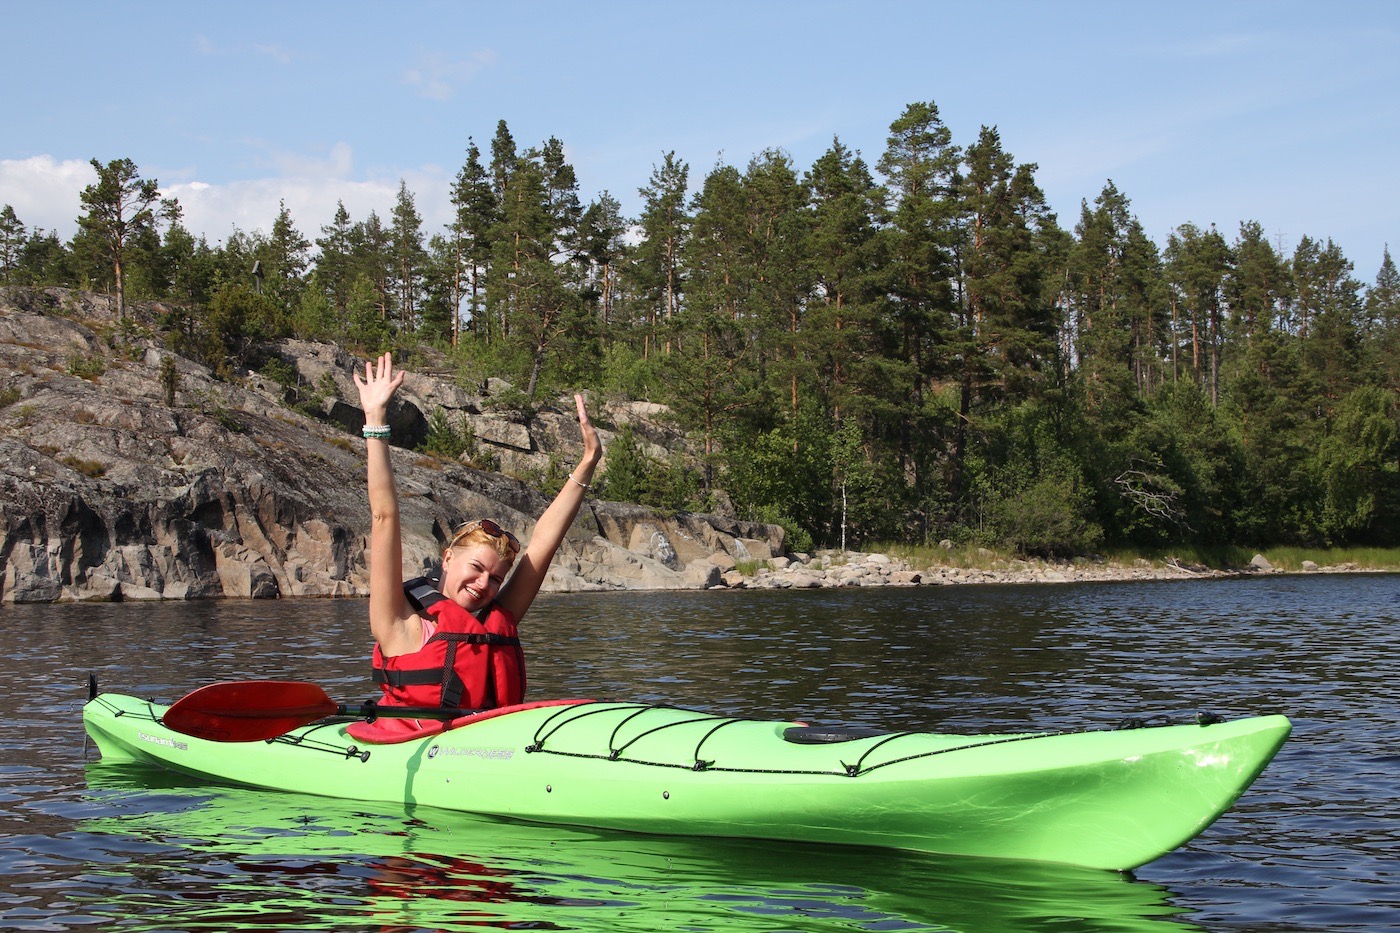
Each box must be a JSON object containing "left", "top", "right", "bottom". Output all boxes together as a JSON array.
[
  {"left": 529, "top": 701, "right": 788, "bottom": 772},
  {"left": 690, "top": 719, "right": 749, "bottom": 771},
  {"left": 608, "top": 709, "right": 729, "bottom": 764},
  {"left": 514, "top": 701, "right": 1231, "bottom": 778},
  {"left": 519, "top": 700, "right": 857, "bottom": 776},
  {"left": 843, "top": 731, "right": 1059, "bottom": 776},
  {"left": 527, "top": 701, "right": 660, "bottom": 752},
  {"left": 842, "top": 711, "right": 1229, "bottom": 776},
  {"left": 270, "top": 728, "right": 372, "bottom": 761},
  {"left": 90, "top": 694, "right": 162, "bottom": 726}
]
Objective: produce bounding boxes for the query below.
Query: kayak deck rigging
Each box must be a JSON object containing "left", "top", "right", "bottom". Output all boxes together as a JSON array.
[{"left": 521, "top": 700, "right": 1056, "bottom": 777}]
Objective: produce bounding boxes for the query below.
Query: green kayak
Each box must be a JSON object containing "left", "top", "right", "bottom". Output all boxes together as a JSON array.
[{"left": 83, "top": 688, "right": 1290, "bottom": 871}]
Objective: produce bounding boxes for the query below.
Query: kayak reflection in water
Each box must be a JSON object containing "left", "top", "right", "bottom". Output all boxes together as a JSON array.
[{"left": 353, "top": 353, "right": 602, "bottom": 719}]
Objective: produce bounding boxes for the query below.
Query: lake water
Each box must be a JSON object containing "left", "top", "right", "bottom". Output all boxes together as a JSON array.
[{"left": 2, "top": 574, "right": 1397, "bottom": 931}]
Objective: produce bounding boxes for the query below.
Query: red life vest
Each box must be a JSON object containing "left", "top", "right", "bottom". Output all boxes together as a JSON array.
[{"left": 370, "top": 577, "right": 526, "bottom": 710}]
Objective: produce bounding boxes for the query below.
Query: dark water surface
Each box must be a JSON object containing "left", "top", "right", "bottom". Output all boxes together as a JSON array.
[{"left": 2, "top": 574, "right": 1397, "bottom": 931}]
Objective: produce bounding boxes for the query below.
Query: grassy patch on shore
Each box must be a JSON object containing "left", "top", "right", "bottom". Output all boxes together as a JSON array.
[
  {"left": 1251, "top": 546, "right": 1400, "bottom": 571},
  {"left": 1112, "top": 545, "right": 1400, "bottom": 572},
  {"left": 872, "top": 542, "right": 1400, "bottom": 573}
]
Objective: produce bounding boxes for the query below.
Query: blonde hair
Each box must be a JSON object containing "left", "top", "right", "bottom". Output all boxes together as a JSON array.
[{"left": 447, "top": 520, "right": 519, "bottom": 568}]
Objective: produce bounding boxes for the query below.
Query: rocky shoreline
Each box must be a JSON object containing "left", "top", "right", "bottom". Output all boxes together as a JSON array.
[
  {"left": 0, "top": 288, "right": 1386, "bottom": 603},
  {"left": 712, "top": 547, "right": 1374, "bottom": 591}
]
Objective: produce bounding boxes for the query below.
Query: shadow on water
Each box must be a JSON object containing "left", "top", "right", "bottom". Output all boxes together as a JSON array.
[{"left": 70, "top": 763, "right": 1196, "bottom": 932}]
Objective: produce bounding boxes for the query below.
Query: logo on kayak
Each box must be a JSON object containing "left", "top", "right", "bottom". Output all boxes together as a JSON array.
[
  {"left": 426, "top": 745, "right": 514, "bottom": 761},
  {"left": 137, "top": 731, "right": 188, "bottom": 752}
]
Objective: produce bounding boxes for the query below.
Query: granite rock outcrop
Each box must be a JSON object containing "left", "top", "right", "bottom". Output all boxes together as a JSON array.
[{"left": 0, "top": 287, "right": 781, "bottom": 602}]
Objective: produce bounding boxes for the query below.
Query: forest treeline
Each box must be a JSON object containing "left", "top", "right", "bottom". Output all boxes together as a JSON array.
[{"left": 3, "top": 101, "right": 1398, "bottom": 555}]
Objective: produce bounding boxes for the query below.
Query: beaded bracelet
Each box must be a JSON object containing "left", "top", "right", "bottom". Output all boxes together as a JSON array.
[{"left": 362, "top": 424, "right": 391, "bottom": 440}]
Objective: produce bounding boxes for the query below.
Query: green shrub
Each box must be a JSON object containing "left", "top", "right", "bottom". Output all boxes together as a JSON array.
[
  {"left": 159, "top": 356, "right": 180, "bottom": 406},
  {"left": 66, "top": 355, "right": 107, "bottom": 380},
  {"left": 421, "top": 409, "right": 481, "bottom": 463},
  {"left": 983, "top": 469, "right": 1104, "bottom": 558}
]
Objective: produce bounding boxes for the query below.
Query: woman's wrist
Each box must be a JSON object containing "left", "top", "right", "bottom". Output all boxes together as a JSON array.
[
  {"left": 568, "top": 459, "right": 598, "bottom": 489},
  {"left": 362, "top": 415, "right": 390, "bottom": 440}
]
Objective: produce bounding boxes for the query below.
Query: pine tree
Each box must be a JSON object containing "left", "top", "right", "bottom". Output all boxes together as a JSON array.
[
  {"left": 389, "top": 180, "right": 428, "bottom": 332},
  {"left": 77, "top": 157, "right": 162, "bottom": 318},
  {"left": 804, "top": 138, "right": 886, "bottom": 422},
  {"left": 1225, "top": 221, "right": 1290, "bottom": 345},
  {"left": 1363, "top": 247, "right": 1400, "bottom": 390},
  {"left": 160, "top": 217, "right": 217, "bottom": 310},
  {"left": 631, "top": 152, "right": 690, "bottom": 355},
  {"left": 314, "top": 201, "right": 356, "bottom": 327},
  {"left": 741, "top": 148, "right": 811, "bottom": 423},
  {"left": 353, "top": 211, "right": 395, "bottom": 324},
  {"left": 448, "top": 140, "right": 498, "bottom": 343},
  {"left": 259, "top": 200, "right": 311, "bottom": 325},
  {"left": 539, "top": 136, "right": 583, "bottom": 252},
  {"left": 14, "top": 229, "right": 74, "bottom": 286},
  {"left": 670, "top": 163, "right": 761, "bottom": 471},
  {"left": 578, "top": 192, "right": 629, "bottom": 328},
  {"left": 876, "top": 102, "right": 962, "bottom": 402},
  {"left": 1066, "top": 182, "right": 1173, "bottom": 544},
  {"left": 1069, "top": 181, "right": 1162, "bottom": 412},
  {"left": 489, "top": 120, "right": 517, "bottom": 199},
  {"left": 486, "top": 150, "right": 578, "bottom": 397},
  {"left": 0, "top": 205, "right": 25, "bottom": 283},
  {"left": 875, "top": 101, "right": 964, "bottom": 509},
  {"left": 953, "top": 126, "right": 1059, "bottom": 500},
  {"left": 1164, "top": 222, "right": 1232, "bottom": 404},
  {"left": 1293, "top": 236, "right": 1364, "bottom": 405}
]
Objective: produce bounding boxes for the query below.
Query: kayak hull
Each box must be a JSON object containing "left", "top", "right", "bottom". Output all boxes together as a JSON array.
[{"left": 83, "top": 693, "right": 1290, "bottom": 871}]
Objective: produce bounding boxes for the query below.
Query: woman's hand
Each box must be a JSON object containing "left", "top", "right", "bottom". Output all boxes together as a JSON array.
[
  {"left": 574, "top": 393, "right": 602, "bottom": 474},
  {"left": 354, "top": 353, "right": 405, "bottom": 423}
]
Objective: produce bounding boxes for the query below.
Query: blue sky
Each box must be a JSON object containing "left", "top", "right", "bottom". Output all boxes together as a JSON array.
[{"left": 3, "top": 0, "right": 1397, "bottom": 277}]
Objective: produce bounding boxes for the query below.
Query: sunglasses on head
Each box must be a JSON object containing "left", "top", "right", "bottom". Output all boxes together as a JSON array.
[{"left": 452, "top": 518, "right": 520, "bottom": 555}]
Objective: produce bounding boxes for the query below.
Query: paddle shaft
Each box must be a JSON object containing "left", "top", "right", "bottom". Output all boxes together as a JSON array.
[
  {"left": 160, "top": 680, "right": 484, "bottom": 742},
  {"left": 331, "top": 702, "right": 483, "bottom": 721}
]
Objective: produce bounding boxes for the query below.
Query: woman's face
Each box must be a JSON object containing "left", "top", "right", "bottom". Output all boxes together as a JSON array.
[{"left": 440, "top": 542, "right": 510, "bottom": 611}]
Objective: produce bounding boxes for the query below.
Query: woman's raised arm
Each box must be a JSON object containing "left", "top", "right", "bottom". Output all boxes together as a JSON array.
[
  {"left": 353, "top": 353, "right": 418, "bottom": 656},
  {"left": 496, "top": 393, "right": 602, "bottom": 621}
]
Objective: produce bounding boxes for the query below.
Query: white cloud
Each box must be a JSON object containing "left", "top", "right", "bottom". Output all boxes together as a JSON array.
[
  {"left": 0, "top": 156, "right": 96, "bottom": 238},
  {"left": 266, "top": 141, "right": 356, "bottom": 180},
  {"left": 402, "top": 48, "right": 498, "bottom": 101},
  {"left": 166, "top": 161, "right": 457, "bottom": 246},
  {"left": 254, "top": 43, "right": 295, "bottom": 66},
  {"left": 0, "top": 151, "right": 458, "bottom": 248}
]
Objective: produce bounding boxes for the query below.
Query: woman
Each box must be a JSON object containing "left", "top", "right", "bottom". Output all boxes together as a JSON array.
[{"left": 353, "top": 352, "right": 601, "bottom": 722}]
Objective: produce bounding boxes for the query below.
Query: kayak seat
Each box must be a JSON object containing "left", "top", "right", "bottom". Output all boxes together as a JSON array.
[{"left": 783, "top": 725, "right": 889, "bottom": 744}]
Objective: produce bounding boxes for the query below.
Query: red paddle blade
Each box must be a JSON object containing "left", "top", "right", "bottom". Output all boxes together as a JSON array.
[{"left": 163, "top": 680, "right": 339, "bottom": 742}]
